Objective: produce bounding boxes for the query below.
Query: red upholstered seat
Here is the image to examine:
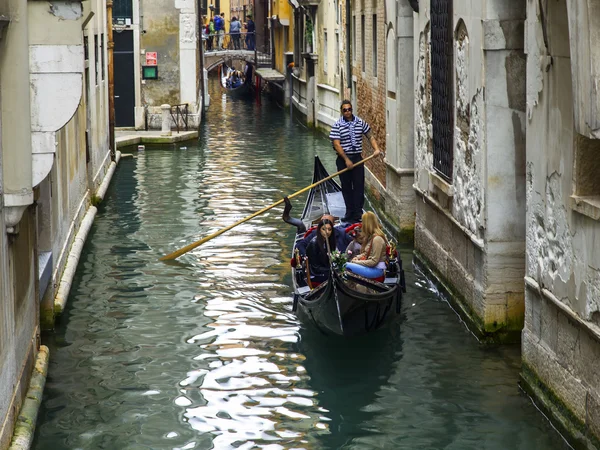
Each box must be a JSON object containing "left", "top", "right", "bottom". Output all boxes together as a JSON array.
[{"left": 373, "top": 275, "right": 385, "bottom": 283}]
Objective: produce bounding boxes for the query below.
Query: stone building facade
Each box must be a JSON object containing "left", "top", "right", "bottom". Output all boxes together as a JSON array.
[
  {"left": 382, "top": 0, "right": 416, "bottom": 241},
  {"left": 112, "top": 0, "right": 201, "bottom": 129},
  {"left": 0, "top": 0, "right": 114, "bottom": 446},
  {"left": 521, "top": 0, "right": 600, "bottom": 446},
  {"left": 349, "top": 0, "right": 386, "bottom": 189},
  {"left": 412, "top": 0, "right": 527, "bottom": 342}
]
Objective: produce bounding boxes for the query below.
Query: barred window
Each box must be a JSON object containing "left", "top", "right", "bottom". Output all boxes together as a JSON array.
[{"left": 431, "top": 0, "right": 454, "bottom": 181}]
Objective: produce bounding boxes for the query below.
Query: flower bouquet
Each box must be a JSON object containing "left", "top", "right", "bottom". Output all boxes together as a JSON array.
[{"left": 330, "top": 249, "right": 348, "bottom": 272}]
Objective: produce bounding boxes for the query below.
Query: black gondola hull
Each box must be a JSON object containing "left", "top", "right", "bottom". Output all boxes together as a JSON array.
[{"left": 289, "top": 156, "right": 406, "bottom": 337}]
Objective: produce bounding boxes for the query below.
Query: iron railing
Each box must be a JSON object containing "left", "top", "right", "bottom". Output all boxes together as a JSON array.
[
  {"left": 170, "top": 104, "right": 189, "bottom": 133},
  {"left": 203, "top": 31, "right": 256, "bottom": 52},
  {"left": 431, "top": 0, "right": 454, "bottom": 182}
]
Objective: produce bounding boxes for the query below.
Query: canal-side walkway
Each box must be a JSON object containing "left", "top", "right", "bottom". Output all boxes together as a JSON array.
[{"left": 115, "top": 130, "right": 198, "bottom": 148}]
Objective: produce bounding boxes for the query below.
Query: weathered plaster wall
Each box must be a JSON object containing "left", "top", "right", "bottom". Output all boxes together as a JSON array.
[
  {"left": 0, "top": 2, "right": 39, "bottom": 445},
  {"left": 414, "top": 20, "right": 432, "bottom": 192},
  {"left": 522, "top": 0, "right": 600, "bottom": 444},
  {"left": 413, "top": 0, "right": 526, "bottom": 339},
  {"left": 141, "top": 0, "right": 181, "bottom": 106}
]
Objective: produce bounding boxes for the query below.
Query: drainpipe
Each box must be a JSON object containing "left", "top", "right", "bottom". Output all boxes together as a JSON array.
[
  {"left": 107, "top": 0, "right": 116, "bottom": 161},
  {"left": 345, "top": 0, "right": 351, "bottom": 89},
  {"left": 197, "top": 0, "right": 206, "bottom": 117}
]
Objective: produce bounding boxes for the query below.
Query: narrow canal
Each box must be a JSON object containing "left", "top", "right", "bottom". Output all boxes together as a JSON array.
[{"left": 33, "top": 79, "right": 569, "bottom": 450}]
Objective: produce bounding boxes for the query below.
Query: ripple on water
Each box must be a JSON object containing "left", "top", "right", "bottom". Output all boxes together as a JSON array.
[{"left": 33, "top": 80, "right": 570, "bottom": 450}]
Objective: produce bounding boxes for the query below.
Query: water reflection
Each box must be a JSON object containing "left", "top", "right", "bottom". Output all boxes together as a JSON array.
[{"left": 299, "top": 323, "right": 404, "bottom": 449}]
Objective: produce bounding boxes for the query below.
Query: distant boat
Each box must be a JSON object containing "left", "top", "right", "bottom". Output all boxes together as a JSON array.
[
  {"left": 219, "top": 63, "right": 253, "bottom": 96},
  {"left": 284, "top": 156, "right": 406, "bottom": 337}
]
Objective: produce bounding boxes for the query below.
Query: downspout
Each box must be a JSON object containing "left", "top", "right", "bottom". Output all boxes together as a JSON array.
[
  {"left": 107, "top": 0, "right": 116, "bottom": 161},
  {"left": 197, "top": 0, "right": 206, "bottom": 115},
  {"left": 345, "top": 0, "right": 351, "bottom": 88}
]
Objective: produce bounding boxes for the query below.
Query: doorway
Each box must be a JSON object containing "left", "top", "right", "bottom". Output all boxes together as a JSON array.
[{"left": 114, "top": 30, "right": 135, "bottom": 127}]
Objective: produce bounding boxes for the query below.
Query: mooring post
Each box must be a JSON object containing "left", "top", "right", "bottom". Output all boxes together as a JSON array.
[{"left": 161, "top": 104, "right": 172, "bottom": 136}]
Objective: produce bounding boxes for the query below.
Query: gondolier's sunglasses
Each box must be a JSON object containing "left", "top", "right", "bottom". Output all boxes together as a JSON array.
[{"left": 342, "top": 107, "right": 352, "bottom": 112}]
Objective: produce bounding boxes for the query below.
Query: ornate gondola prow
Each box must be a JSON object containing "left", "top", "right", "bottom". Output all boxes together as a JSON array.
[{"left": 282, "top": 197, "right": 306, "bottom": 233}]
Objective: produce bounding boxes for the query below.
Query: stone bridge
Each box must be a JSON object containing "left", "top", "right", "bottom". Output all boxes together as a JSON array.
[{"left": 204, "top": 50, "right": 257, "bottom": 72}]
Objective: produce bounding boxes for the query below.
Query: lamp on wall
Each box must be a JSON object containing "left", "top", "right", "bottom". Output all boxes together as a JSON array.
[{"left": 209, "top": 4, "right": 215, "bottom": 17}]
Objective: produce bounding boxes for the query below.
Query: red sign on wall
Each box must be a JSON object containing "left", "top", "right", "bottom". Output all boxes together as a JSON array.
[{"left": 145, "top": 52, "right": 158, "bottom": 66}]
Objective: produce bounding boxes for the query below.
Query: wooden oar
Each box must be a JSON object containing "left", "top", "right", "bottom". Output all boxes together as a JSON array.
[{"left": 159, "top": 153, "right": 378, "bottom": 261}]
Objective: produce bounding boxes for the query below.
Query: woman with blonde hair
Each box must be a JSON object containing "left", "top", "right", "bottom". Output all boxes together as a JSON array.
[{"left": 345, "top": 211, "right": 388, "bottom": 279}]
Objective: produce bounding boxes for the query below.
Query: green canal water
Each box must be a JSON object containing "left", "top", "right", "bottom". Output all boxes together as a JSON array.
[{"left": 33, "top": 80, "right": 570, "bottom": 450}]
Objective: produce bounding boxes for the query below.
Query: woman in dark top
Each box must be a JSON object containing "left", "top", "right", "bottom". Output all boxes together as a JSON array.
[{"left": 305, "top": 219, "right": 336, "bottom": 283}]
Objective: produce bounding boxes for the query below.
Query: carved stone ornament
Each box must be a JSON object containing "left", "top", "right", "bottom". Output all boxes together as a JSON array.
[
  {"left": 180, "top": 14, "right": 196, "bottom": 44},
  {"left": 409, "top": 0, "right": 419, "bottom": 13}
]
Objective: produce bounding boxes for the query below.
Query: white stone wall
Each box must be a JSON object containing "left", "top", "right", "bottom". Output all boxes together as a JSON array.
[
  {"left": 0, "top": 2, "right": 39, "bottom": 446},
  {"left": 452, "top": 25, "right": 484, "bottom": 236},
  {"left": 414, "top": 21, "right": 432, "bottom": 192},
  {"left": 523, "top": 0, "right": 600, "bottom": 443},
  {"left": 413, "top": 0, "right": 526, "bottom": 337},
  {"left": 382, "top": 0, "right": 415, "bottom": 237},
  {"left": 83, "top": 0, "right": 112, "bottom": 192}
]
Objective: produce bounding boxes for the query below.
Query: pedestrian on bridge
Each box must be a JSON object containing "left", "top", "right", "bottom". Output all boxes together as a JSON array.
[
  {"left": 230, "top": 16, "right": 242, "bottom": 50},
  {"left": 245, "top": 15, "right": 255, "bottom": 50},
  {"left": 207, "top": 18, "right": 215, "bottom": 51},
  {"left": 215, "top": 12, "right": 226, "bottom": 49}
]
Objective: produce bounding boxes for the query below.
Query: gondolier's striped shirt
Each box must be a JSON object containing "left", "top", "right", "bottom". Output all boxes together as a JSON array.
[{"left": 329, "top": 115, "right": 371, "bottom": 155}]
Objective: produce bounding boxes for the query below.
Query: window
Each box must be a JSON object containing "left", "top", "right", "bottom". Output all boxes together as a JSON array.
[
  {"left": 571, "top": 134, "right": 600, "bottom": 221},
  {"left": 361, "top": 15, "right": 365, "bottom": 71},
  {"left": 352, "top": 15, "right": 356, "bottom": 62},
  {"left": 94, "top": 34, "right": 99, "bottom": 86},
  {"left": 324, "top": 31, "right": 328, "bottom": 74},
  {"left": 101, "top": 34, "right": 105, "bottom": 81},
  {"left": 372, "top": 15, "right": 377, "bottom": 76},
  {"left": 335, "top": 32, "right": 339, "bottom": 74},
  {"left": 574, "top": 134, "right": 600, "bottom": 198},
  {"left": 431, "top": 0, "right": 454, "bottom": 181},
  {"left": 113, "top": 0, "right": 133, "bottom": 20}
]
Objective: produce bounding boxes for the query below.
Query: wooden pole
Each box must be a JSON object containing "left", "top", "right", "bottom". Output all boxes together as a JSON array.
[
  {"left": 160, "top": 153, "right": 378, "bottom": 261},
  {"left": 107, "top": 0, "right": 116, "bottom": 161}
]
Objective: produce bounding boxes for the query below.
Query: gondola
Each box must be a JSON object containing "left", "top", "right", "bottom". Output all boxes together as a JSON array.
[
  {"left": 219, "top": 62, "right": 253, "bottom": 96},
  {"left": 284, "top": 156, "right": 406, "bottom": 337}
]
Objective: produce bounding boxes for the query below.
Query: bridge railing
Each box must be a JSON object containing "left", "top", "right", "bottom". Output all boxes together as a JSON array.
[
  {"left": 203, "top": 31, "right": 256, "bottom": 52},
  {"left": 202, "top": 30, "right": 272, "bottom": 69}
]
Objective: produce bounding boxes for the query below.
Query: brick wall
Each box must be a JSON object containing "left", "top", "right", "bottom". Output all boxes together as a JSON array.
[{"left": 352, "top": 0, "right": 386, "bottom": 187}]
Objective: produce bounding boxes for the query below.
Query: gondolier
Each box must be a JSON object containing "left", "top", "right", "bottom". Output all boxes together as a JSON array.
[{"left": 329, "top": 100, "right": 383, "bottom": 223}]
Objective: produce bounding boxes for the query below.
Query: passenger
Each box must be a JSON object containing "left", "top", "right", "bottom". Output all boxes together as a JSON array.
[
  {"left": 345, "top": 211, "right": 388, "bottom": 279},
  {"left": 296, "top": 214, "right": 352, "bottom": 257},
  {"left": 305, "top": 219, "right": 337, "bottom": 283},
  {"left": 345, "top": 223, "right": 363, "bottom": 259}
]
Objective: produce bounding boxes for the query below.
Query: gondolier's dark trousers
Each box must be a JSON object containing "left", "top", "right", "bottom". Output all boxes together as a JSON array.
[{"left": 336, "top": 153, "right": 364, "bottom": 222}]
